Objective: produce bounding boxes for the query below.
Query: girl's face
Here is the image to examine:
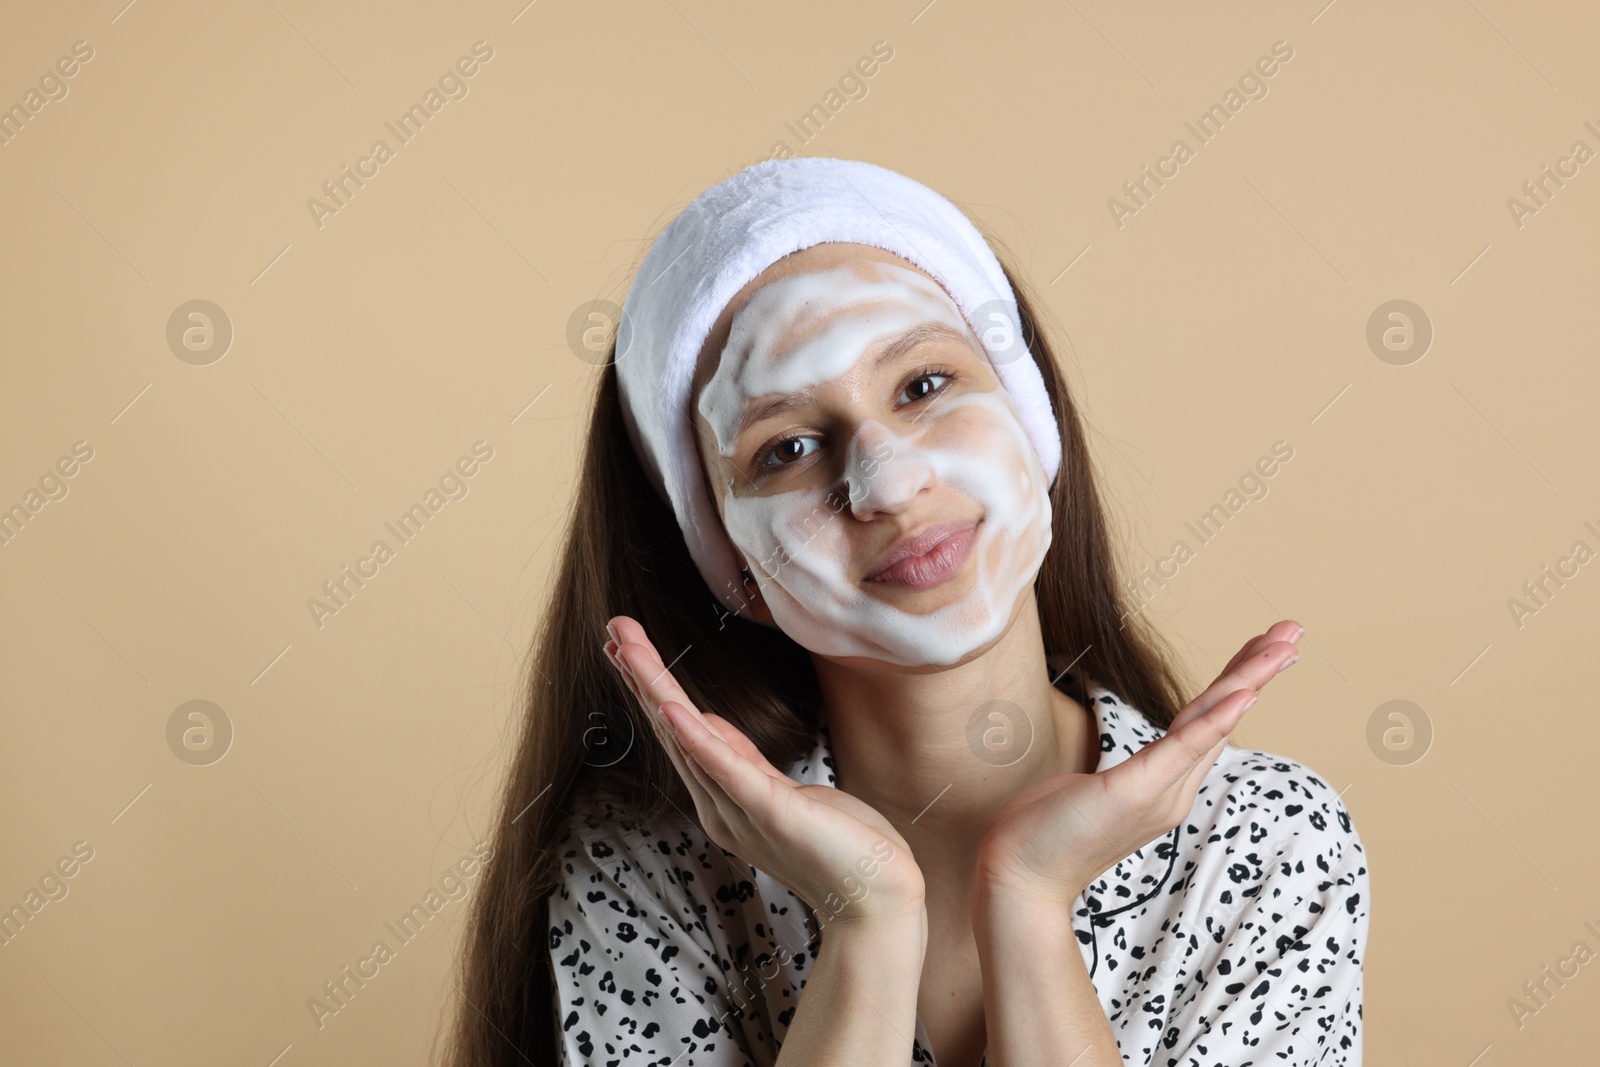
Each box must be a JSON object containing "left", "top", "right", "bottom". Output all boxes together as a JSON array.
[{"left": 693, "top": 248, "right": 1053, "bottom": 668}]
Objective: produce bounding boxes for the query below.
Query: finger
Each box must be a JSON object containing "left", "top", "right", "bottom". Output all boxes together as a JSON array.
[
  {"left": 662, "top": 701, "right": 781, "bottom": 830},
  {"left": 659, "top": 703, "right": 729, "bottom": 804},
  {"left": 604, "top": 644, "right": 656, "bottom": 737},
  {"left": 1116, "top": 688, "right": 1256, "bottom": 798},
  {"left": 609, "top": 619, "right": 788, "bottom": 833},
  {"left": 1176, "top": 705, "right": 1248, "bottom": 798},
  {"left": 615, "top": 636, "right": 699, "bottom": 727},
  {"left": 604, "top": 623, "right": 690, "bottom": 733},
  {"left": 603, "top": 639, "right": 649, "bottom": 713},
  {"left": 1177, "top": 737, "right": 1230, "bottom": 801},
  {"left": 605, "top": 620, "right": 774, "bottom": 821},
  {"left": 700, "top": 713, "right": 792, "bottom": 782},
  {"left": 601, "top": 629, "right": 714, "bottom": 799},
  {"left": 1167, "top": 690, "right": 1257, "bottom": 801},
  {"left": 1216, "top": 620, "right": 1302, "bottom": 680},
  {"left": 1215, "top": 632, "right": 1268, "bottom": 679},
  {"left": 607, "top": 617, "right": 680, "bottom": 695},
  {"left": 1170, "top": 638, "right": 1297, "bottom": 731},
  {"left": 1213, "top": 622, "right": 1299, "bottom": 688},
  {"left": 609, "top": 615, "right": 666, "bottom": 667},
  {"left": 626, "top": 681, "right": 730, "bottom": 826}
]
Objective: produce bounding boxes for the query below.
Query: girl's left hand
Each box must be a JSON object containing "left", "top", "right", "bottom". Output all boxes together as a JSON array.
[{"left": 974, "top": 620, "right": 1304, "bottom": 901}]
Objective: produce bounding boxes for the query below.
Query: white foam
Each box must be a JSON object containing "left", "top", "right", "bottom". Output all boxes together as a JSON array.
[{"left": 697, "top": 260, "right": 1052, "bottom": 667}]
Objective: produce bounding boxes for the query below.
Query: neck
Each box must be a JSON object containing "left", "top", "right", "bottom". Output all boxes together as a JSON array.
[{"left": 809, "top": 590, "right": 1099, "bottom": 888}]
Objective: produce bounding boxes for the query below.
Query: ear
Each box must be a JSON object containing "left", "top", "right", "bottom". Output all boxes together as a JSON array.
[{"left": 740, "top": 569, "right": 774, "bottom": 624}]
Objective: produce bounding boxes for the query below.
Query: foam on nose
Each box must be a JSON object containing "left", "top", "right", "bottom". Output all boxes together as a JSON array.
[{"left": 844, "top": 420, "right": 930, "bottom": 518}]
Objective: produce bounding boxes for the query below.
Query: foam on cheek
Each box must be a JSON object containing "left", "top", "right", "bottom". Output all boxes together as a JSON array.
[
  {"left": 752, "top": 391, "right": 1049, "bottom": 665},
  {"left": 703, "top": 262, "right": 1053, "bottom": 666}
]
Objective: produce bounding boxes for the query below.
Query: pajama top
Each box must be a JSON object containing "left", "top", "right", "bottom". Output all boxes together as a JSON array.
[{"left": 548, "top": 671, "right": 1370, "bottom": 1066}]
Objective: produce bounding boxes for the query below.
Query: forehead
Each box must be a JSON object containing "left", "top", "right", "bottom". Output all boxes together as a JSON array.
[{"left": 690, "top": 243, "right": 955, "bottom": 398}]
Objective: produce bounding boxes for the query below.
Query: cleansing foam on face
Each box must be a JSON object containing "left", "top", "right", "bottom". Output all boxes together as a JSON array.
[{"left": 699, "top": 260, "right": 1052, "bottom": 667}]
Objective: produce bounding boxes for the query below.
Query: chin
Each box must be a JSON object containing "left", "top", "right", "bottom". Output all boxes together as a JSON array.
[{"left": 768, "top": 566, "right": 1043, "bottom": 668}]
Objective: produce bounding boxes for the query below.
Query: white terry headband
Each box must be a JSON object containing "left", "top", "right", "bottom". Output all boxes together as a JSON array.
[{"left": 615, "top": 156, "right": 1062, "bottom": 617}]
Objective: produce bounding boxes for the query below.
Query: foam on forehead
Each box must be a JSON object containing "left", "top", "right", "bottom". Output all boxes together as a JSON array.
[{"left": 697, "top": 260, "right": 972, "bottom": 457}]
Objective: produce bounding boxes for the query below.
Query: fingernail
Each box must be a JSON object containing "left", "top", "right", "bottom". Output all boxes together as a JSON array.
[
  {"left": 605, "top": 621, "right": 619, "bottom": 644},
  {"left": 1243, "top": 692, "right": 1259, "bottom": 711},
  {"left": 1290, "top": 625, "right": 1304, "bottom": 644},
  {"left": 1276, "top": 654, "right": 1299, "bottom": 674},
  {"left": 606, "top": 644, "right": 632, "bottom": 680}
]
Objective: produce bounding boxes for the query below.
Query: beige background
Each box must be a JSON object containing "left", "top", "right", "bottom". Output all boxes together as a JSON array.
[{"left": 1, "top": 0, "right": 1596, "bottom": 1063}]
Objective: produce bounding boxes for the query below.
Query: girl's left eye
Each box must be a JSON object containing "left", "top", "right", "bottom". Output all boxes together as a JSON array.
[{"left": 901, "top": 372, "right": 950, "bottom": 404}]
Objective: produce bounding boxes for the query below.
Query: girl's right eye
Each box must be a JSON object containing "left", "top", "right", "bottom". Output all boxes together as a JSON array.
[{"left": 761, "top": 436, "right": 821, "bottom": 468}]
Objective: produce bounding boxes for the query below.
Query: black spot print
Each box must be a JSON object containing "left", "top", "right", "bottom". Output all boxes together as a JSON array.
[{"left": 546, "top": 675, "right": 1369, "bottom": 1066}]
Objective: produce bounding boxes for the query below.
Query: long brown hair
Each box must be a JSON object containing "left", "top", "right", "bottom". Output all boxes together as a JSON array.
[{"left": 440, "top": 234, "right": 1191, "bottom": 1067}]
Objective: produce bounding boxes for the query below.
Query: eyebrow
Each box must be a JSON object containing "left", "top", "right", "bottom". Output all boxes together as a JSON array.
[{"left": 734, "top": 320, "right": 976, "bottom": 441}]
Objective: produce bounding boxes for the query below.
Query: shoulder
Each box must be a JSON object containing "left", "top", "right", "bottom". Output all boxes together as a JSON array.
[
  {"left": 548, "top": 783, "right": 778, "bottom": 954},
  {"left": 1085, "top": 682, "right": 1369, "bottom": 923},
  {"left": 1189, "top": 739, "right": 1370, "bottom": 936},
  {"left": 1077, "top": 689, "right": 1370, "bottom": 1061},
  {"left": 545, "top": 787, "right": 732, "bottom": 996},
  {"left": 1092, "top": 681, "right": 1365, "bottom": 860},
  {"left": 550, "top": 784, "right": 717, "bottom": 916},
  {"left": 1205, "top": 741, "right": 1364, "bottom": 863},
  {"left": 547, "top": 786, "right": 768, "bottom": 1066}
]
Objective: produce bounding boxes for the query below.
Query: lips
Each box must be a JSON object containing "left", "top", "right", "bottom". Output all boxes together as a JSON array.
[{"left": 862, "top": 519, "right": 979, "bottom": 591}]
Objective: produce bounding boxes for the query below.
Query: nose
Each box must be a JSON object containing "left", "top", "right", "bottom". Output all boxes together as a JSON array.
[{"left": 843, "top": 420, "right": 934, "bottom": 520}]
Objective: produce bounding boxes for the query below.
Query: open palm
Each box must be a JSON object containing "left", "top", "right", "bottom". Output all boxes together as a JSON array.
[
  {"left": 975, "top": 620, "right": 1304, "bottom": 898},
  {"left": 604, "top": 615, "right": 928, "bottom": 926}
]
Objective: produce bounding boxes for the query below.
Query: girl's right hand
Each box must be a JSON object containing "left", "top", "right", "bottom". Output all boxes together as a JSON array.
[{"left": 603, "top": 615, "right": 927, "bottom": 930}]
